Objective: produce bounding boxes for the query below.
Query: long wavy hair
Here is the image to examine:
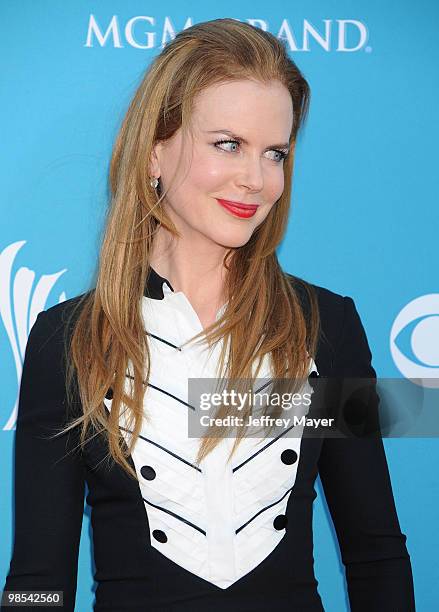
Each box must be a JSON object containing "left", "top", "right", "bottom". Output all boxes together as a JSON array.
[{"left": 58, "top": 18, "right": 320, "bottom": 481}]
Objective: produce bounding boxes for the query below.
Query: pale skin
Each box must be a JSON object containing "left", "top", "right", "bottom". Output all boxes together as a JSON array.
[{"left": 148, "top": 78, "right": 294, "bottom": 331}]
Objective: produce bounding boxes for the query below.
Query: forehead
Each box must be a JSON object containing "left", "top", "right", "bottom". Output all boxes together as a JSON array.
[{"left": 191, "top": 79, "right": 293, "bottom": 137}]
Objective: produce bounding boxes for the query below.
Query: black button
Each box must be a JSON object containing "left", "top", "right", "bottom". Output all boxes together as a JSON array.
[
  {"left": 105, "top": 387, "right": 113, "bottom": 400},
  {"left": 141, "top": 465, "right": 156, "bottom": 480},
  {"left": 308, "top": 371, "right": 319, "bottom": 389},
  {"left": 152, "top": 529, "right": 167, "bottom": 543},
  {"left": 281, "top": 449, "right": 298, "bottom": 465},
  {"left": 273, "top": 514, "right": 288, "bottom": 530}
]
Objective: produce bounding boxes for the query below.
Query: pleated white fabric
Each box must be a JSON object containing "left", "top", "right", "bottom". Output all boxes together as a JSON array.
[{"left": 103, "top": 281, "right": 318, "bottom": 589}]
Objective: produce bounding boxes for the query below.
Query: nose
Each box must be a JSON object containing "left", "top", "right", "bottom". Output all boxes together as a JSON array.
[{"left": 236, "top": 154, "right": 264, "bottom": 192}]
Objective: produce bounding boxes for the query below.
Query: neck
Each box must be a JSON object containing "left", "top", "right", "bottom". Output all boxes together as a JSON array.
[{"left": 149, "top": 226, "right": 230, "bottom": 308}]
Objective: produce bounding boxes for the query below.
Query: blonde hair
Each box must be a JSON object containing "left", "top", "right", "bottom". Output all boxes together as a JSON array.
[{"left": 59, "top": 18, "right": 320, "bottom": 480}]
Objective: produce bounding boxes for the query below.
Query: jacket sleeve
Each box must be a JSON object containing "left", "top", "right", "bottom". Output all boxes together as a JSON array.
[
  {"left": 317, "top": 296, "right": 416, "bottom": 611},
  {"left": 1, "top": 310, "right": 85, "bottom": 612}
]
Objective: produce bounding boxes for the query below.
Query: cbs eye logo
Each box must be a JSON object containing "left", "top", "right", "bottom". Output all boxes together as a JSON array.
[{"left": 390, "top": 294, "right": 439, "bottom": 389}]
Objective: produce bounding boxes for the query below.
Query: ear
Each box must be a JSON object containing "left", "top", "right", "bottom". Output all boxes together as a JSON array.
[{"left": 148, "top": 141, "right": 163, "bottom": 178}]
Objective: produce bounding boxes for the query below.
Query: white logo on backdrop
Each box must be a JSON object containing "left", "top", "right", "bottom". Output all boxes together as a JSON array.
[
  {"left": 84, "top": 15, "right": 369, "bottom": 52},
  {"left": 390, "top": 294, "right": 439, "bottom": 389},
  {"left": 1, "top": 241, "right": 67, "bottom": 430}
]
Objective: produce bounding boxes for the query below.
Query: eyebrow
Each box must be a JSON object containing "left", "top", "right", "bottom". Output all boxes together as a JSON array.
[{"left": 205, "top": 129, "right": 290, "bottom": 151}]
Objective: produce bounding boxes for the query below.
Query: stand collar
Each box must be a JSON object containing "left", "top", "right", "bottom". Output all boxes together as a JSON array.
[{"left": 143, "top": 266, "right": 175, "bottom": 299}]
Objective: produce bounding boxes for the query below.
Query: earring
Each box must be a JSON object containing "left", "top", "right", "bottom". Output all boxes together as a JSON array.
[{"left": 150, "top": 177, "right": 159, "bottom": 189}]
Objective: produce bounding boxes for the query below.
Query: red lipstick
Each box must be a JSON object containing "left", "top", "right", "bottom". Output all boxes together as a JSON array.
[{"left": 216, "top": 198, "right": 259, "bottom": 219}]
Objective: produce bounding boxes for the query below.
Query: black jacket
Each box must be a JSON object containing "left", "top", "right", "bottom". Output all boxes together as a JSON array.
[{"left": 1, "top": 269, "right": 416, "bottom": 611}]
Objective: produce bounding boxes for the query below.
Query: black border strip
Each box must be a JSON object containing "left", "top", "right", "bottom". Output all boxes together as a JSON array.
[
  {"left": 232, "top": 424, "right": 296, "bottom": 473},
  {"left": 235, "top": 486, "right": 294, "bottom": 534},
  {"left": 147, "top": 331, "right": 182, "bottom": 351},
  {"left": 119, "top": 426, "right": 202, "bottom": 472},
  {"left": 125, "top": 375, "right": 273, "bottom": 415},
  {"left": 125, "top": 374, "right": 196, "bottom": 411},
  {"left": 254, "top": 378, "right": 274, "bottom": 394},
  {"left": 143, "top": 497, "right": 206, "bottom": 535}
]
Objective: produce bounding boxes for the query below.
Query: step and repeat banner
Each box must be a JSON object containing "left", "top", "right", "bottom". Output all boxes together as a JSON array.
[{"left": 1, "top": 2, "right": 438, "bottom": 610}]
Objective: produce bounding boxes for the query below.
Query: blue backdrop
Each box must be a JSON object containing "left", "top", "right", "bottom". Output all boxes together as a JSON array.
[{"left": 1, "top": 2, "right": 438, "bottom": 610}]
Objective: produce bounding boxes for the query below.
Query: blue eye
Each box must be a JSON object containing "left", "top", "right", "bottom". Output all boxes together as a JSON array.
[
  {"left": 214, "top": 139, "right": 240, "bottom": 153},
  {"left": 213, "top": 139, "right": 288, "bottom": 163},
  {"left": 267, "top": 149, "right": 288, "bottom": 163}
]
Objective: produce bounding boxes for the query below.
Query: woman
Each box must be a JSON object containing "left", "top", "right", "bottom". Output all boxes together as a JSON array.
[{"left": 2, "top": 18, "right": 415, "bottom": 612}]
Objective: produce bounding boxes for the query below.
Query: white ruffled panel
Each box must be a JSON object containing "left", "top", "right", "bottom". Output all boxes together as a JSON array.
[
  {"left": 234, "top": 493, "right": 289, "bottom": 577},
  {"left": 104, "top": 292, "right": 321, "bottom": 589},
  {"left": 134, "top": 445, "right": 204, "bottom": 521},
  {"left": 144, "top": 504, "right": 208, "bottom": 576},
  {"left": 232, "top": 433, "right": 303, "bottom": 518}
]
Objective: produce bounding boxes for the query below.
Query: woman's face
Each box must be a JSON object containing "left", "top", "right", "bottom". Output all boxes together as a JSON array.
[{"left": 149, "top": 78, "right": 293, "bottom": 249}]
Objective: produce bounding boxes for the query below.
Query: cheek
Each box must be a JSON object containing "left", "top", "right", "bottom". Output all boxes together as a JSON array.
[
  {"left": 254, "top": 169, "right": 285, "bottom": 225},
  {"left": 185, "top": 153, "right": 231, "bottom": 193},
  {"left": 164, "top": 153, "right": 229, "bottom": 223},
  {"left": 268, "top": 167, "right": 285, "bottom": 201}
]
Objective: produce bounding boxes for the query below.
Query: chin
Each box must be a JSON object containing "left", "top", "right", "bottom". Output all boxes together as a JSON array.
[{"left": 208, "top": 227, "right": 255, "bottom": 249}]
